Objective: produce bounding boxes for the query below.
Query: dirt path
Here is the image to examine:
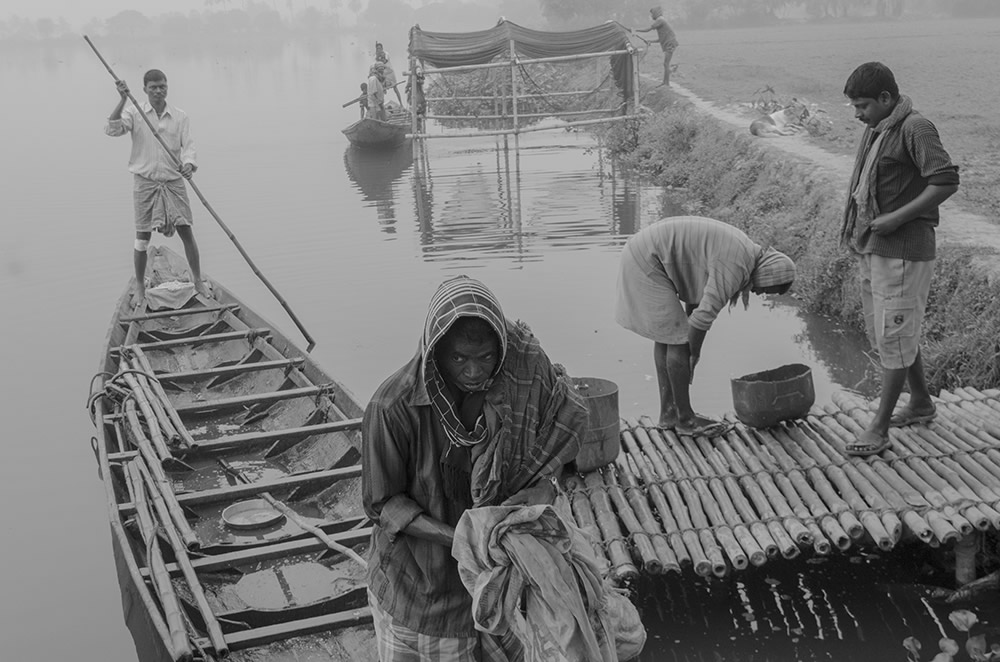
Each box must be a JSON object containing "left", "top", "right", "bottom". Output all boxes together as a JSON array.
[{"left": 651, "top": 75, "right": 1000, "bottom": 265}]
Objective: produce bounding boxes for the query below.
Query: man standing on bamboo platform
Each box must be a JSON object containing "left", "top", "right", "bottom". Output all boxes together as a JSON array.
[
  {"left": 106, "top": 70, "right": 207, "bottom": 308},
  {"left": 615, "top": 216, "right": 796, "bottom": 437},
  {"left": 634, "top": 6, "right": 679, "bottom": 87},
  {"left": 362, "top": 275, "right": 587, "bottom": 662},
  {"left": 840, "top": 62, "right": 959, "bottom": 458}
]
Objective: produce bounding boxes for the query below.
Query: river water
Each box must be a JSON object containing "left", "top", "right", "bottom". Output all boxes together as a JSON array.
[{"left": 4, "top": 33, "right": 977, "bottom": 662}]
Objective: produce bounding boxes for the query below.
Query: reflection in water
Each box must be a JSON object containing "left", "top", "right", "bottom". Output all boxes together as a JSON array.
[
  {"left": 343, "top": 144, "right": 414, "bottom": 232},
  {"left": 408, "top": 132, "right": 659, "bottom": 263}
]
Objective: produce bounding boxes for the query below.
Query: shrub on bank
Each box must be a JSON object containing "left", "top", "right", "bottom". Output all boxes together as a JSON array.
[{"left": 598, "top": 104, "right": 1000, "bottom": 391}]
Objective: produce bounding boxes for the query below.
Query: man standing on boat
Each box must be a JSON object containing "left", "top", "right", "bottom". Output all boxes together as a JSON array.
[
  {"left": 366, "top": 63, "right": 386, "bottom": 121},
  {"left": 362, "top": 275, "right": 587, "bottom": 661},
  {"left": 634, "top": 6, "right": 679, "bottom": 87},
  {"left": 106, "top": 70, "right": 207, "bottom": 308},
  {"left": 615, "top": 216, "right": 796, "bottom": 437}
]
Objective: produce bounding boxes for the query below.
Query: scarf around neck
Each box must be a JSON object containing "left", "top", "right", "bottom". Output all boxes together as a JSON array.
[{"left": 840, "top": 94, "right": 913, "bottom": 250}]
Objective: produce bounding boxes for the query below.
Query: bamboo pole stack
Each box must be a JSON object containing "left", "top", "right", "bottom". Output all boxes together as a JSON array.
[{"left": 560, "top": 386, "right": 1000, "bottom": 582}]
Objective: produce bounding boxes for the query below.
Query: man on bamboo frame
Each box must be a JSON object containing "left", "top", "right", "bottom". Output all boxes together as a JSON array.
[
  {"left": 362, "top": 275, "right": 587, "bottom": 661},
  {"left": 106, "top": 69, "right": 208, "bottom": 308}
]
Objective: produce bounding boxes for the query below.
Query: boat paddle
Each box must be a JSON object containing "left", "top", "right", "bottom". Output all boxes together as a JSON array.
[
  {"left": 342, "top": 79, "right": 406, "bottom": 108},
  {"left": 84, "top": 35, "right": 317, "bottom": 352}
]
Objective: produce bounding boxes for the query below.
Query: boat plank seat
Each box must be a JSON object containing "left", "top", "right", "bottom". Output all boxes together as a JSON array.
[
  {"left": 157, "top": 357, "right": 306, "bottom": 383},
  {"left": 146, "top": 524, "right": 371, "bottom": 575},
  {"left": 120, "top": 303, "right": 240, "bottom": 323},
  {"left": 118, "top": 464, "right": 361, "bottom": 514},
  {"left": 219, "top": 607, "right": 373, "bottom": 651},
  {"left": 173, "top": 384, "right": 332, "bottom": 414},
  {"left": 113, "top": 328, "right": 272, "bottom": 354},
  {"left": 190, "top": 418, "right": 362, "bottom": 453}
]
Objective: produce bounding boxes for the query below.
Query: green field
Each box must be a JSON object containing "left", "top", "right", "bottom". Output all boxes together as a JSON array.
[{"left": 641, "top": 16, "right": 1000, "bottom": 220}]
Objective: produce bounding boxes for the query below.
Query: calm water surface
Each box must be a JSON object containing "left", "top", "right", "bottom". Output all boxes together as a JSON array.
[{"left": 2, "top": 35, "right": 937, "bottom": 662}]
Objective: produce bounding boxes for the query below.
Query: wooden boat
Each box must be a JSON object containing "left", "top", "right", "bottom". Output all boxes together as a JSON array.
[
  {"left": 87, "top": 246, "right": 375, "bottom": 662},
  {"left": 342, "top": 106, "right": 410, "bottom": 148}
]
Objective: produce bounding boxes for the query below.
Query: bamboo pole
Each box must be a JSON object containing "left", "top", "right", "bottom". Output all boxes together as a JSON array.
[
  {"left": 564, "top": 475, "right": 619, "bottom": 577},
  {"left": 566, "top": 475, "right": 637, "bottom": 581},
  {"left": 597, "top": 468, "right": 665, "bottom": 574},
  {"left": 126, "top": 355, "right": 181, "bottom": 447},
  {"left": 697, "top": 437, "right": 813, "bottom": 559},
  {"left": 419, "top": 48, "right": 634, "bottom": 75},
  {"left": 124, "top": 401, "right": 201, "bottom": 550},
  {"left": 406, "top": 115, "right": 633, "bottom": 139},
  {"left": 135, "top": 460, "right": 229, "bottom": 657},
  {"left": 734, "top": 425, "right": 851, "bottom": 551},
  {"left": 84, "top": 35, "right": 316, "bottom": 351},
  {"left": 824, "top": 402, "right": 964, "bottom": 543},
  {"left": 646, "top": 424, "right": 768, "bottom": 566},
  {"left": 769, "top": 425, "right": 893, "bottom": 549},
  {"left": 689, "top": 432, "right": 799, "bottom": 559},
  {"left": 618, "top": 441, "right": 702, "bottom": 573},
  {"left": 126, "top": 462, "right": 193, "bottom": 662},
  {"left": 712, "top": 430, "right": 815, "bottom": 550},
  {"left": 629, "top": 425, "right": 728, "bottom": 575},
  {"left": 121, "top": 365, "right": 174, "bottom": 465},
  {"left": 133, "top": 347, "right": 198, "bottom": 450},
  {"left": 779, "top": 424, "right": 897, "bottom": 549},
  {"left": 797, "top": 419, "right": 929, "bottom": 544},
  {"left": 217, "top": 459, "right": 368, "bottom": 568},
  {"left": 614, "top": 455, "right": 687, "bottom": 571},
  {"left": 509, "top": 40, "right": 519, "bottom": 135},
  {"left": 423, "top": 107, "right": 622, "bottom": 121},
  {"left": 831, "top": 394, "right": 988, "bottom": 526}
]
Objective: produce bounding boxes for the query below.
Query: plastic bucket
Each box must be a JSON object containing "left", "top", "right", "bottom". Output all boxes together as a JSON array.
[
  {"left": 730, "top": 363, "right": 815, "bottom": 428},
  {"left": 571, "top": 377, "right": 621, "bottom": 472}
]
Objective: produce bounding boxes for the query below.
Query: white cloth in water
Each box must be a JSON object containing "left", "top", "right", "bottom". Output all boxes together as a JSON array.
[
  {"left": 452, "top": 502, "right": 646, "bottom": 662},
  {"left": 145, "top": 280, "right": 196, "bottom": 311}
]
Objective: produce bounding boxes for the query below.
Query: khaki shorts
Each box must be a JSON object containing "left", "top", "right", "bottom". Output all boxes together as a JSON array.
[{"left": 858, "top": 254, "right": 934, "bottom": 370}]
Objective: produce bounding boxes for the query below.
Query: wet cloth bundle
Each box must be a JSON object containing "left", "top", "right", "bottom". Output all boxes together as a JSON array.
[
  {"left": 453, "top": 504, "right": 646, "bottom": 662},
  {"left": 134, "top": 175, "right": 193, "bottom": 237}
]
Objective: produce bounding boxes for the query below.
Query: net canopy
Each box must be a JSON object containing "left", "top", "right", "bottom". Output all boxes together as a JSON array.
[{"left": 408, "top": 19, "right": 635, "bottom": 99}]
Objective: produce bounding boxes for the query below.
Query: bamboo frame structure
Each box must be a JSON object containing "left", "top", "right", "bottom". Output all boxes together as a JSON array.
[
  {"left": 559, "top": 386, "right": 1000, "bottom": 581},
  {"left": 408, "top": 41, "right": 639, "bottom": 143}
]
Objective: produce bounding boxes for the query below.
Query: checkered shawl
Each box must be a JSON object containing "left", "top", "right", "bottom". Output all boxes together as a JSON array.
[{"left": 421, "top": 276, "right": 508, "bottom": 449}]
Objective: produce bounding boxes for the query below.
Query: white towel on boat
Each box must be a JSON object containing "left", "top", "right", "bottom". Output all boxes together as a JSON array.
[{"left": 145, "top": 280, "right": 196, "bottom": 311}]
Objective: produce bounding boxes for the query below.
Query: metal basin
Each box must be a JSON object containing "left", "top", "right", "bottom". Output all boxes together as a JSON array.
[{"left": 731, "top": 363, "right": 815, "bottom": 428}]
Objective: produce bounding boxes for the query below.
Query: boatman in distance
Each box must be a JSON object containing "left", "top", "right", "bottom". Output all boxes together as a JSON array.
[
  {"left": 106, "top": 69, "right": 208, "bottom": 308},
  {"left": 361, "top": 275, "right": 587, "bottom": 661},
  {"left": 615, "top": 216, "right": 796, "bottom": 437},
  {"left": 634, "top": 6, "right": 679, "bottom": 87}
]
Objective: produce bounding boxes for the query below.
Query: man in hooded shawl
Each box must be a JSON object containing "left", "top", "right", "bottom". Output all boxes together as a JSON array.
[
  {"left": 362, "top": 275, "right": 587, "bottom": 662},
  {"left": 840, "top": 62, "right": 959, "bottom": 457},
  {"left": 615, "top": 216, "right": 796, "bottom": 437}
]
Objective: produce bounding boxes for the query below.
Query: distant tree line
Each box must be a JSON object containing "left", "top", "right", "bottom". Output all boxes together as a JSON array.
[{"left": 539, "top": 0, "right": 1000, "bottom": 28}]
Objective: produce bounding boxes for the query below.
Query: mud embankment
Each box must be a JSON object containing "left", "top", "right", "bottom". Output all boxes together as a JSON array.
[{"left": 606, "top": 80, "right": 1000, "bottom": 390}]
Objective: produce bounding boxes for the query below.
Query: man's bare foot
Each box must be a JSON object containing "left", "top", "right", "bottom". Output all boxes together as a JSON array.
[
  {"left": 131, "top": 289, "right": 146, "bottom": 310},
  {"left": 658, "top": 413, "right": 679, "bottom": 429},
  {"left": 675, "top": 414, "right": 734, "bottom": 438},
  {"left": 195, "top": 280, "right": 213, "bottom": 299}
]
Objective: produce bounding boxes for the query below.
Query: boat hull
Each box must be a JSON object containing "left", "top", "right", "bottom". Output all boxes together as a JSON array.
[
  {"left": 342, "top": 112, "right": 410, "bottom": 148},
  {"left": 89, "top": 246, "right": 376, "bottom": 661}
]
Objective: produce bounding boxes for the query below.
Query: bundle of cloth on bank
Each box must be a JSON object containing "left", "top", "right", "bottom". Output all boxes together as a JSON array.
[{"left": 453, "top": 502, "right": 646, "bottom": 662}]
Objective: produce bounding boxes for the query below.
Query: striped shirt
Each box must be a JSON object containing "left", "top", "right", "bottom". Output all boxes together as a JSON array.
[
  {"left": 847, "top": 111, "right": 959, "bottom": 260},
  {"left": 362, "top": 314, "right": 585, "bottom": 637},
  {"left": 624, "top": 217, "right": 762, "bottom": 331},
  {"left": 105, "top": 101, "right": 196, "bottom": 181}
]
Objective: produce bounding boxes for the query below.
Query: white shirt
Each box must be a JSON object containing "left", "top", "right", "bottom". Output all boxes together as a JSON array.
[{"left": 106, "top": 101, "right": 196, "bottom": 181}]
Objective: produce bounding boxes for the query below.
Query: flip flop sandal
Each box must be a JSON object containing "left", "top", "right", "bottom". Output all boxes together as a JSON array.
[
  {"left": 675, "top": 420, "right": 735, "bottom": 438},
  {"left": 846, "top": 431, "right": 891, "bottom": 458},
  {"left": 889, "top": 406, "right": 937, "bottom": 428}
]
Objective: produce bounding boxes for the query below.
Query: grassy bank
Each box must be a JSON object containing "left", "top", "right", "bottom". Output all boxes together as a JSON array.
[{"left": 598, "top": 104, "right": 1000, "bottom": 391}]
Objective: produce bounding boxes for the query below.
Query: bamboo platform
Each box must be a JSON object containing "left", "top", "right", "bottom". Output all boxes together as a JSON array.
[{"left": 566, "top": 387, "right": 1000, "bottom": 582}]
